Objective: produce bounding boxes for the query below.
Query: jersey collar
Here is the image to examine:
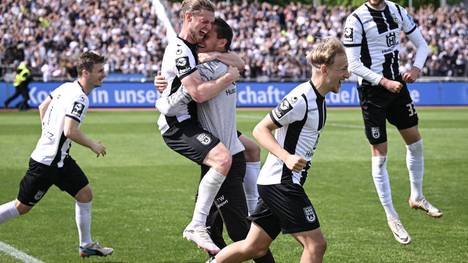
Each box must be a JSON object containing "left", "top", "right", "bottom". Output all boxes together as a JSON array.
[
  {"left": 76, "top": 80, "right": 86, "bottom": 94},
  {"left": 309, "top": 80, "right": 325, "bottom": 100},
  {"left": 177, "top": 36, "right": 199, "bottom": 62}
]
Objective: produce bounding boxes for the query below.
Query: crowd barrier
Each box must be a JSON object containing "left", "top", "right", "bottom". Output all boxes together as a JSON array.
[{"left": 1, "top": 81, "right": 467, "bottom": 108}]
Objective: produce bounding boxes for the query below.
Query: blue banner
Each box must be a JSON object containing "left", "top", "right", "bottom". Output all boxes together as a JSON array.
[{"left": 1, "top": 81, "right": 467, "bottom": 108}]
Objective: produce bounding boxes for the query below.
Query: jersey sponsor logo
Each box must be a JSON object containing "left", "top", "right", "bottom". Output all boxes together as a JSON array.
[
  {"left": 71, "top": 101, "right": 85, "bottom": 118},
  {"left": 371, "top": 127, "right": 381, "bottom": 139},
  {"left": 34, "top": 190, "right": 45, "bottom": 201},
  {"left": 215, "top": 195, "right": 229, "bottom": 207},
  {"left": 225, "top": 87, "right": 236, "bottom": 95},
  {"left": 344, "top": 27, "right": 354, "bottom": 42},
  {"left": 196, "top": 133, "right": 212, "bottom": 145},
  {"left": 273, "top": 97, "right": 295, "bottom": 119},
  {"left": 386, "top": 32, "right": 397, "bottom": 47},
  {"left": 303, "top": 206, "right": 316, "bottom": 223},
  {"left": 176, "top": 56, "right": 191, "bottom": 75}
]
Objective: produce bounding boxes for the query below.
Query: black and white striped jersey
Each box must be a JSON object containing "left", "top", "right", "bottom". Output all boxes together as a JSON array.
[
  {"left": 343, "top": 1, "right": 422, "bottom": 85},
  {"left": 31, "top": 81, "right": 88, "bottom": 168},
  {"left": 157, "top": 36, "right": 199, "bottom": 134},
  {"left": 257, "top": 81, "right": 326, "bottom": 186}
]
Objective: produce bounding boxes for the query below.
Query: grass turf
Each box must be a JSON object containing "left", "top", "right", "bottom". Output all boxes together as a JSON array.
[{"left": 0, "top": 108, "right": 467, "bottom": 262}]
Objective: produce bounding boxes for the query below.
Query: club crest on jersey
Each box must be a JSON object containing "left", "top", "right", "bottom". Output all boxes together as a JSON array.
[
  {"left": 371, "top": 127, "right": 380, "bottom": 139},
  {"left": 34, "top": 190, "right": 45, "bottom": 201},
  {"left": 303, "top": 206, "right": 316, "bottom": 223},
  {"left": 71, "top": 102, "right": 85, "bottom": 118},
  {"left": 344, "top": 27, "right": 353, "bottom": 41},
  {"left": 274, "top": 98, "right": 294, "bottom": 119},
  {"left": 196, "top": 133, "right": 212, "bottom": 145},
  {"left": 391, "top": 13, "right": 399, "bottom": 24},
  {"left": 176, "top": 56, "right": 191, "bottom": 75}
]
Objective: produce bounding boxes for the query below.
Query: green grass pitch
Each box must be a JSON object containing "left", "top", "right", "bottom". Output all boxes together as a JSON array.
[{"left": 0, "top": 108, "right": 467, "bottom": 262}]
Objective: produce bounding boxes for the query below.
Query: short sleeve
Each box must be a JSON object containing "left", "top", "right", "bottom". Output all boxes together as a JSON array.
[
  {"left": 343, "top": 14, "right": 363, "bottom": 47},
  {"left": 173, "top": 45, "right": 198, "bottom": 79},
  {"left": 269, "top": 94, "right": 306, "bottom": 127},
  {"left": 65, "top": 94, "right": 88, "bottom": 123}
]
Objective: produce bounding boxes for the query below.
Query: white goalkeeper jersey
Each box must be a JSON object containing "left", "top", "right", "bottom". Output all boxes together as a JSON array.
[
  {"left": 257, "top": 81, "right": 326, "bottom": 186},
  {"left": 31, "top": 81, "right": 89, "bottom": 167}
]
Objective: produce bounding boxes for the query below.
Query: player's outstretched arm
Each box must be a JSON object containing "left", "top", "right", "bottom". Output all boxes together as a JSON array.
[
  {"left": 253, "top": 115, "right": 306, "bottom": 173},
  {"left": 64, "top": 117, "right": 106, "bottom": 157},
  {"left": 182, "top": 67, "right": 240, "bottom": 103}
]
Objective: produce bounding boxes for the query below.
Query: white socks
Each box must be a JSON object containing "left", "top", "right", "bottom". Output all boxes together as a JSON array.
[
  {"left": 371, "top": 156, "right": 399, "bottom": 220},
  {"left": 191, "top": 168, "right": 226, "bottom": 226},
  {"left": 406, "top": 140, "right": 424, "bottom": 201},
  {"left": 243, "top": 161, "right": 260, "bottom": 215},
  {"left": 75, "top": 201, "right": 92, "bottom": 247},
  {"left": 0, "top": 200, "right": 20, "bottom": 224}
]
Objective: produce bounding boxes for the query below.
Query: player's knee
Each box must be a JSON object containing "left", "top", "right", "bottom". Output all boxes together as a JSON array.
[
  {"left": 305, "top": 238, "right": 327, "bottom": 257},
  {"left": 75, "top": 185, "right": 93, "bottom": 203},
  {"left": 16, "top": 202, "right": 32, "bottom": 215},
  {"left": 244, "top": 144, "right": 260, "bottom": 162},
  {"left": 249, "top": 244, "right": 269, "bottom": 259},
  {"left": 212, "top": 148, "right": 232, "bottom": 174},
  {"left": 218, "top": 152, "right": 232, "bottom": 172}
]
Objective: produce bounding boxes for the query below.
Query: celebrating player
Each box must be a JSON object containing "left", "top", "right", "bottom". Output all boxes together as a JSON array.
[{"left": 343, "top": 0, "right": 442, "bottom": 245}]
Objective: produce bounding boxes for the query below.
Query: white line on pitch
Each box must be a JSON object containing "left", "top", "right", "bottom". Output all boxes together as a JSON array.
[{"left": 0, "top": 241, "right": 44, "bottom": 263}]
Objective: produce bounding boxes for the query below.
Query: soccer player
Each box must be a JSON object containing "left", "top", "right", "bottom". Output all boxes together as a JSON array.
[
  {"left": 343, "top": 0, "right": 442, "bottom": 244},
  {"left": 211, "top": 38, "right": 350, "bottom": 263},
  {"left": 156, "top": 0, "right": 240, "bottom": 254},
  {"left": 0, "top": 51, "right": 113, "bottom": 258},
  {"left": 157, "top": 17, "right": 274, "bottom": 262}
]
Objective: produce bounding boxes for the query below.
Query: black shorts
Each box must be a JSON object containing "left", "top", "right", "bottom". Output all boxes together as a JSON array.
[
  {"left": 249, "top": 183, "right": 320, "bottom": 240},
  {"left": 18, "top": 156, "right": 89, "bottom": 206},
  {"left": 202, "top": 152, "right": 249, "bottom": 247},
  {"left": 162, "top": 120, "right": 220, "bottom": 165},
  {"left": 358, "top": 79, "right": 419, "bottom": 145}
]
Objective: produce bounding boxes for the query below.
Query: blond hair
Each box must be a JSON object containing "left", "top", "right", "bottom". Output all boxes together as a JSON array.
[
  {"left": 307, "top": 38, "right": 346, "bottom": 68},
  {"left": 180, "top": 0, "right": 215, "bottom": 18}
]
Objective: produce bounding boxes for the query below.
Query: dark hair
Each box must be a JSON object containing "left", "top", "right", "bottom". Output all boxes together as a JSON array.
[
  {"left": 213, "top": 17, "right": 233, "bottom": 52},
  {"left": 77, "top": 51, "right": 106, "bottom": 76}
]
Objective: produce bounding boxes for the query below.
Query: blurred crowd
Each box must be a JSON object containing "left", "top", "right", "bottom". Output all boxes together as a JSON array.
[{"left": 1, "top": 0, "right": 466, "bottom": 81}]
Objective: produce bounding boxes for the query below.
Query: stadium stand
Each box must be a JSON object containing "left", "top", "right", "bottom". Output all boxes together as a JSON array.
[{"left": 0, "top": 1, "right": 466, "bottom": 81}]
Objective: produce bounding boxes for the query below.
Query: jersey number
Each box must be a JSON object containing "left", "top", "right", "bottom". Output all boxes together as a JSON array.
[{"left": 406, "top": 103, "right": 416, "bottom": 117}]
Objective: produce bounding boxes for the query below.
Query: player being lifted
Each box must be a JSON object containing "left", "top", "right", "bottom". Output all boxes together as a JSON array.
[
  {"left": 343, "top": 0, "right": 442, "bottom": 245},
  {"left": 156, "top": 0, "right": 241, "bottom": 254},
  {"left": 156, "top": 17, "right": 275, "bottom": 262},
  {"left": 0, "top": 51, "right": 113, "bottom": 258}
]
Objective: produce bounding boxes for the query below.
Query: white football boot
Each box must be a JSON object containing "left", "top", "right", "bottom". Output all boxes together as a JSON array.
[
  {"left": 79, "top": 241, "right": 113, "bottom": 257},
  {"left": 387, "top": 218, "right": 412, "bottom": 245},
  {"left": 183, "top": 224, "right": 220, "bottom": 255},
  {"left": 409, "top": 198, "right": 443, "bottom": 218}
]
